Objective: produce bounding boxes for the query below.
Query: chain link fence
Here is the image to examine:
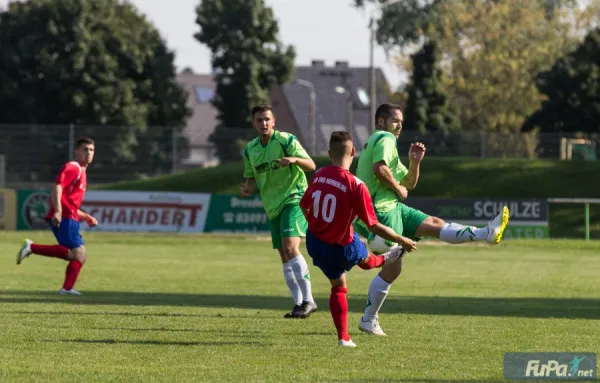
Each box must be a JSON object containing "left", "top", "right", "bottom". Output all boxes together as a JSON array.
[{"left": 0, "top": 124, "right": 596, "bottom": 187}]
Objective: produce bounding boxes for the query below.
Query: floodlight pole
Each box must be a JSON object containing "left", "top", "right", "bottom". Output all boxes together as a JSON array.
[
  {"left": 369, "top": 0, "right": 403, "bottom": 132},
  {"left": 294, "top": 79, "right": 317, "bottom": 156}
]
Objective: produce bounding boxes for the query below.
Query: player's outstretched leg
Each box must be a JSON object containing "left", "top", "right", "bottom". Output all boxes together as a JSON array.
[
  {"left": 17, "top": 239, "right": 70, "bottom": 265},
  {"left": 16, "top": 239, "right": 33, "bottom": 264},
  {"left": 437, "top": 206, "right": 510, "bottom": 244},
  {"left": 358, "top": 247, "right": 404, "bottom": 270}
]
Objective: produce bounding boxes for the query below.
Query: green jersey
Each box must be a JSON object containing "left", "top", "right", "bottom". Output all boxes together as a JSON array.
[
  {"left": 243, "top": 130, "right": 310, "bottom": 220},
  {"left": 355, "top": 130, "right": 408, "bottom": 213}
]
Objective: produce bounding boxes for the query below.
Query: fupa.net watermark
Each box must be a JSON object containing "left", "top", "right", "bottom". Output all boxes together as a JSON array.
[{"left": 504, "top": 352, "right": 596, "bottom": 380}]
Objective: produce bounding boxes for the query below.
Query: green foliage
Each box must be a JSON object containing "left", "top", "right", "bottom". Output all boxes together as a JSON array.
[
  {"left": 524, "top": 27, "right": 600, "bottom": 134},
  {"left": 403, "top": 41, "right": 460, "bottom": 134},
  {"left": 353, "top": 0, "right": 441, "bottom": 50},
  {"left": 195, "top": 0, "right": 295, "bottom": 162},
  {"left": 354, "top": 0, "right": 597, "bottom": 137},
  {"left": 354, "top": 0, "right": 580, "bottom": 49},
  {"left": 0, "top": 0, "right": 190, "bottom": 182},
  {"left": 429, "top": 0, "right": 576, "bottom": 133}
]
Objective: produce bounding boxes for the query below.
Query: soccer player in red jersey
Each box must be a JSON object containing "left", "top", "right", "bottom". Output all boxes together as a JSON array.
[
  {"left": 16, "top": 137, "right": 97, "bottom": 295},
  {"left": 299, "top": 131, "right": 417, "bottom": 347}
]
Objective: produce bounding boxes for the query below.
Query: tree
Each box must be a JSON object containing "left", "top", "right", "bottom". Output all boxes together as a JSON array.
[
  {"left": 195, "top": 0, "right": 295, "bottom": 162},
  {"left": 354, "top": 0, "right": 582, "bottom": 51},
  {"left": 0, "top": 0, "right": 190, "bottom": 182},
  {"left": 404, "top": 41, "right": 460, "bottom": 134},
  {"left": 426, "top": 0, "right": 598, "bottom": 133},
  {"left": 523, "top": 27, "right": 600, "bottom": 134}
]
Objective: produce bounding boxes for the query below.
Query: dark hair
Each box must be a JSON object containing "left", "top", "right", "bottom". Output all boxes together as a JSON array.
[
  {"left": 251, "top": 105, "right": 274, "bottom": 118},
  {"left": 75, "top": 137, "right": 94, "bottom": 148},
  {"left": 375, "top": 103, "right": 402, "bottom": 124},
  {"left": 329, "top": 131, "right": 353, "bottom": 158}
]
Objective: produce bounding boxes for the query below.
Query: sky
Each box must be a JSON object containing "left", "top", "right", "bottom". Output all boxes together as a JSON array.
[{"left": 0, "top": 0, "right": 407, "bottom": 89}]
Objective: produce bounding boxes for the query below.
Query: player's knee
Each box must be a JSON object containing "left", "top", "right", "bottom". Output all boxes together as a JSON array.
[
  {"left": 281, "top": 243, "right": 299, "bottom": 260},
  {"left": 380, "top": 258, "right": 403, "bottom": 282},
  {"left": 71, "top": 247, "right": 86, "bottom": 264},
  {"left": 427, "top": 216, "right": 446, "bottom": 228}
]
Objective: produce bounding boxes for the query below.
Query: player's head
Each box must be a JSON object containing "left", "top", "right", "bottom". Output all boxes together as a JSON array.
[
  {"left": 375, "top": 103, "right": 403, "bottom": 137},
  {"left": 328, "top": 131, "right": 355, "bottom": 165},
  {"left": 74, "top": 137, "right": 95, "bottom": 166},
  {"left": 251, "top": 105, "right": 275, "bottom": 138}
]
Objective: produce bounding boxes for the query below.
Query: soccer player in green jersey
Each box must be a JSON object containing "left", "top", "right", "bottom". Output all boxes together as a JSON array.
[
  {"left": 353, "top": 103, "right": 510, "bottom": 336},
  {"left": 240, "top": 105, "right": 318, "bottom": 319}
]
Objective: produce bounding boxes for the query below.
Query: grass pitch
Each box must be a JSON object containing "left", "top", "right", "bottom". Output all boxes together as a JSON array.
[{"left": 1, "top": 232, "right": 599, "bottom": 382}]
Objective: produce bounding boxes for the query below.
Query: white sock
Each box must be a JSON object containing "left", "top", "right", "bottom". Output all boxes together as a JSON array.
[
  {"left": 283, "top": 263, "right": 302, "bottom": 305},
  {"left": 439, "top": 222, "right": 488, "bottom": 244},
  {"left": 288, "top": 255, "right": 314, "bottom": 303},
  {"left": 363, "top": 274, "right": 391, "bottom": 321}
]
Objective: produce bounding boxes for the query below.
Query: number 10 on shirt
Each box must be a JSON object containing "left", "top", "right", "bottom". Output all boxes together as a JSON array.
[{"left": 311, "top": 191, "right": 337, "bottom": 223}]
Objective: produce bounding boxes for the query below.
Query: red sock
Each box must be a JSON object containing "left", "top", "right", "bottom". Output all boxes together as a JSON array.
[
  {"left": 31, "top": 244, "right": 69, "bottom": 260},
  {"left": 358, "top": 254, "right": 385, "bottom": 270},
  {"left": 329, "top": 286, "right": 350, "bottom": 341},
  {"left": 62, "top": 260, "right": 83, "bottom": 290}
]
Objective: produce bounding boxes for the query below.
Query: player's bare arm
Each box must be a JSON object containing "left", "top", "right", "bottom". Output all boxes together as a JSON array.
[
  {"left": 368, "top": 222, "right": 416, "bottom": 252},
  {"left": 77, "top": 210, "right": 98, "bottom": 227},
  {"left": 372, "top": 161, "right": 409, "bottom": 199},
  {"left": 400, "top": 143, "right": 426, "bottom": 190},
  {"left": 50, "top": 183, "right": 63, "bottom": 226},
  {"left": 240, "top": 178, "right": 257, "bottom": 197},
  {"left": 279, "top": 157, "right": 316, "bottom": 172}
]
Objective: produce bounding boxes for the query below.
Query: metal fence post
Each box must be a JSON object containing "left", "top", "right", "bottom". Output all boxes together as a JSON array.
[
  {"left": 0, "top": 154, "right": 5, "bottom": 187},
  {"left": 585, "top": 202, "right": 590, "bottom": 241},
  {"left": 172, "top": 128, "right": 178, "bottom": 173},
  {"left": 69, "top": 124, "right": 75, "bottom": 158}
]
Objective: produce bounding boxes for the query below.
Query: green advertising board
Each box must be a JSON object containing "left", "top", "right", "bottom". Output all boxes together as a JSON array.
[
  {"left": 17, "top": 189, "right": 52, "bottom": 230},
  {"left": 204, "top": 195, "right": 270, "bottom": 233}
]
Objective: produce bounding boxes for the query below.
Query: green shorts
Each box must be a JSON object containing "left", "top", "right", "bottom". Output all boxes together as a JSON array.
[
  {"left": 269, "top": 203, "right": 307, "bottom": 249},
  {"left": 353, "top": 203, "right": 430, "bottom": 241}
]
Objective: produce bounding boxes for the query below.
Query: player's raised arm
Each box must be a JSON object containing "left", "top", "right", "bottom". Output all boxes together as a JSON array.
[
  {"left": 400, "top": 142, "right": 426, "bottom": 190},
  {"left": 279, "top": 136, "right": 316, "bottom": 172}
]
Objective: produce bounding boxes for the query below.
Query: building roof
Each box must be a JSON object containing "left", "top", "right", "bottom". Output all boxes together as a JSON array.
[{"left": 280, "top": 60, "right": 390, "bottom": 153}]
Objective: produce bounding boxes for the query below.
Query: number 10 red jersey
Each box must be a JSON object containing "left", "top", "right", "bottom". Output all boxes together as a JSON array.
[{"left": 300, "top": 165, "right": 379, "bottom": 245}]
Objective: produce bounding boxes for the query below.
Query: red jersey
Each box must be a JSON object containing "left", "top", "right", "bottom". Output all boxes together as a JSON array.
[
  {"left": 45, "top": 161, "right": 87, "bottom": 221},
  {"left": 300, "top": 165, "right": 378, "bottom": 245}
]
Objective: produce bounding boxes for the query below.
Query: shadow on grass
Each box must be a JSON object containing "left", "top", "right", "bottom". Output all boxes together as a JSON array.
[
  {"left": 1, "top": 290, "right": 599, "bottom": 319},
  {"left": 39, "top": 339, "right": 268, "bottom": 346}
]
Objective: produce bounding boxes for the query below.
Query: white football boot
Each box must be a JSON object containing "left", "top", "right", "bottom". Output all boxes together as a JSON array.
[
  {"left": 358, "top": 315, "right": 387, "bottom": 336},
  {"left": 338, "top": 339, "right": 357, "bottom": 347},
  {"left": 485, "top": 206, "right": 510, "bottom": 244},
  {"left": 60, "top": 288, "right": 82, "bottom": 296},
  {"left": 16, "top": 239, "right": 33, "bottom": 265}
]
